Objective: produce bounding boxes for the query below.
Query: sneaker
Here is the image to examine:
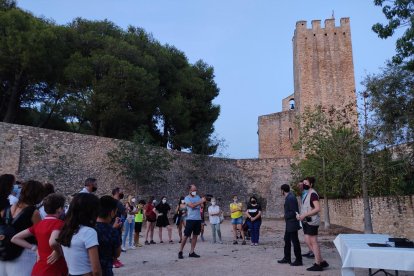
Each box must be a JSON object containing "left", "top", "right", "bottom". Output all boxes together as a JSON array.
[
  {"left": 277, "top": 258, "right": 291, "bottom": 264},
  {"left": 121, "top": 246, "right": 127, "bottom": 252},
  {"left": 113, "top": 260, "right": 122, "bottom": 269},
  {"left": 178, "top": 251, "right": 183, "bottom": 259},
  {"left": 145, "top": 241, "right": 150, "bottom": 245},
  {"left": 129, "top": 245, "right": 136, "bottom": 250},
  {"left": 137, "top": 243, "right": 143, "bottom": 247},
  {"left": 218, "top": 241, "right": 223, "bottom": 244},
  {"left": 306, "top": 263, "right": 323, "bottom": 271},
  {"left": 189, "top": 252, "right": 200, "bottom": 258},
  {"left": 233, "top": 240, "right": 238, "bottom": 245},
  {"left": 302, "top": 251, "right": 315, "bottom": 258},
  {"left": 150, "top": 240, "right": 156, "bottom": 244},
  {"left": 254, "top": 243, "right": 258, "bottom": 246},
  {"left": 169, "top": 240, "right": 174, "bottom": 244},
  {"left": 290, "top": 260, "right": 303, "bottom": 266},
  {"left": 241, "top": 240, "right": 246, "bottom": 245},
  {"left": 320, "top": 260, "right": 329, "bottom": 268}
]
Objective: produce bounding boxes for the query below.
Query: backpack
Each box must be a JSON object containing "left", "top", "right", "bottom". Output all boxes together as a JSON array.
[{"left": 0, "top": 207, "right": 25, "bottom": 261}]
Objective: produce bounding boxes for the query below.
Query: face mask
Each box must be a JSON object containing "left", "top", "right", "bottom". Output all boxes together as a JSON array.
[
  {"left": 233, "top": 198, "right": 237, "bottom": 202},
  {"left": 131, "top": 198, "right": 136, "bottom": 203},
  {"left": 119, "top": 193, "right": 124, "bottom": 199},
  {"left": 181, "top": 200, "right": 185, "bottom": 204},
  {"left": 191, "top": 191, "right": 197, "bottom": 196},
  {"left": 211, "top": 202, "right": 216, "bottom": 206},
  {"left": 152, "top": 200, "right": 157, "bottom": 204},
  {"left": 162, "top": 199, "right": 167, "bottom": 204},
  {"left": 251, "top": 200, "right": 256, "bottom": 204},
  {"left": 92, "top": 186, "right": 97, "bottom": 193},
  {"left": 303, "top": 185, "right": 310, "bottom": 190}
]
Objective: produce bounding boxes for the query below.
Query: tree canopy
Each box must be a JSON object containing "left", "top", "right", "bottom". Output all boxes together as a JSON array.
[{"left": 0, "top": 3, "right": 220, "bottom": 155}]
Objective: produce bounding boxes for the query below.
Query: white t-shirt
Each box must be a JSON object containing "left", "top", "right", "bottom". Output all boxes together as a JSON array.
[
  {"left": 208, "top": 205, "right": 220, "bottom": 224},
  {"left": 62, "top": 225, "right": 99, "bottom": 275}
]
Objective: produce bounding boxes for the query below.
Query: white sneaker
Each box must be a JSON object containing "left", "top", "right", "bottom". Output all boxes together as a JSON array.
[
  {"left": 129, "top": 245, "right": 136, "bottom": 250},
  {"left": 121, "top": 246, "right": 127, "bottom": 252}
]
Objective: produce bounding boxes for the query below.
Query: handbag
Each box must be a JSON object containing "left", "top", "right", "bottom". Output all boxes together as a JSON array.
[{"left": 219, "top": 212, "right": 225, "bottom": 224}]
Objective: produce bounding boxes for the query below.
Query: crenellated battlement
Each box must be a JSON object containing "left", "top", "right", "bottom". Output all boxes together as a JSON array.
[{"left": 295, "top": 17, "right": 350, "bottom": 31}]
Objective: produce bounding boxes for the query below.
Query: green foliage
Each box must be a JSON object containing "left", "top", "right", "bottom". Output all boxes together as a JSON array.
[
  {"left": 0, "top": 5, "right": 220, "bottom": 155},
  {"left": 107, "top": 131, "right": 174, "bottom": 188},
  {"left": 292, "top": 106, "right": 361, "bottom": 198},
  {"left": 372, "top": 0, "right": 414, "bottom": 69}
]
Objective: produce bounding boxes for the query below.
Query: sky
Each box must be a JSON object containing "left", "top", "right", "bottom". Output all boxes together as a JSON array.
[{"left": 17, "top": 0, "right": 399, "bottom": 159}]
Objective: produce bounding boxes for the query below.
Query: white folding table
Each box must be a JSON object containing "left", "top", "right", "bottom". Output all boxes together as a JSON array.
[{"left": 334, "top": 234, "right": 414, "bottom": 276}]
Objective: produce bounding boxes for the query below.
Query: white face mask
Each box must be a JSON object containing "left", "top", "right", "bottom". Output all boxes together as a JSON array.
[
  {"left": 131, "top": 198, "right": 136, "bottom": 203},
  {"left": 181, "top": 200, "right": 185, "bottom": 204},
  {"left": 152, "top": 200, "right": 157, "bottom": 204},
  {"left": 211, "top": 202, "right": 216, "bottom": 206},
  {"left": 191, "top": 191, "right": 197, "bottom": 196},
  {"left": 162, "top": 199, "right": 167, "bottom": 204}
]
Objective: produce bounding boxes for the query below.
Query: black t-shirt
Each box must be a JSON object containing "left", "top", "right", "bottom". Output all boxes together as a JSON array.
[
  {"left": 95, "top": 222, "right": 121, "bottom": 270},
  {"left": 246, "top": 203, "right": 262, "bottom": 221}
]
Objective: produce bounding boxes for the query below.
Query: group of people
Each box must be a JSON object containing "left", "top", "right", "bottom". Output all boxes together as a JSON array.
[{"left": 0, "top": 173, "right": 329, "bottom": 275}]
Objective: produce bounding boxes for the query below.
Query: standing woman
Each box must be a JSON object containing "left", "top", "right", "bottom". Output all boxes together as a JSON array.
[
  {"left": 175, "top": 196, "right": 187, "bottom": 243},
  {"left": 296, "top": 177, "right": 329, "bottom": 271},
  {"left": 57, "top": 193, "right": 101, "bottom": 276},
  {"left": 208, "top": 198, "right": 223, "bottom": 244},
  {"left": 0, "top": 180, "right": 44, "bottom": 276},
  {"left": 245, "top": 196, "right": 262, "bottom": 246},
  {"left": 122, "top": 197, "right": 136, "bottom": 251},
  {"left": 144, "top": 196, "right": 157, "bottom": 245},
  {"left": 155, "top": 196, "right": 173, "bottom": 244}
]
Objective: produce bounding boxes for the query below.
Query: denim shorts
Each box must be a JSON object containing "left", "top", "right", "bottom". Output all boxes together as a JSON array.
[{"left": 231, "top": 217, "right": 243, "bottom": 225}]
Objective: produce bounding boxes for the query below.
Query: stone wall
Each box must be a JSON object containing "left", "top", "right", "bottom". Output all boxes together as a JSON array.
[
  {"left": 320, "top": 196, "right": 414, "bottom": 239},
  {"left": 0, "top": 122, "right": 291, "bottom": 217}
]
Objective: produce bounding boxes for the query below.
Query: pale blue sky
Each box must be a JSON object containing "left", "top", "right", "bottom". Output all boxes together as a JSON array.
[{"left": 18, "top": 0, "right": 398, "bottom": 159}]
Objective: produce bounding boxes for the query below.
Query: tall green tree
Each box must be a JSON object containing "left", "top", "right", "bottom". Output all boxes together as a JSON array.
[{"left": 373, "top": 0, "right": 414, "bottom": 69}]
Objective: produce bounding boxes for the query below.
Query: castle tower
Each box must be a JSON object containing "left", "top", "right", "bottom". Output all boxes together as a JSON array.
[{"left": 258, "top": 18, "right": 357, "bottom": 159}]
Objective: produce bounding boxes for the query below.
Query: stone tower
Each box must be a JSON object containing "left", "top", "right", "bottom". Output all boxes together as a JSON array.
[{"left": 258, "top": 18, "right": 357, "bottom": 159}]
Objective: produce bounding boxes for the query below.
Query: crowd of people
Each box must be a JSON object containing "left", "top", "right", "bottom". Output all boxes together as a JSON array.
[{"left": 0, "top": 173, "right": 329, "bottom": 275}]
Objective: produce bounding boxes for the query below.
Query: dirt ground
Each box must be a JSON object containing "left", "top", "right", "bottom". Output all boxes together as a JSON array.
[{"left": 114, "top": 219, "right": 414, "bottom": 276}]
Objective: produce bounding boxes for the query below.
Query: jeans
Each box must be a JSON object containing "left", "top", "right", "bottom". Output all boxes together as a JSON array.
[
  {"left": 246, "top": 220, "right": 261, "bottom": 243},
  {"left": 284, "top": 230, "right": 302, "bottom": 262},
  {"left": 122, "top": 219, "right": 135, "bottom": 247},
  {"left": 210, "top": 223, "right": 222, "bottom": 242}
]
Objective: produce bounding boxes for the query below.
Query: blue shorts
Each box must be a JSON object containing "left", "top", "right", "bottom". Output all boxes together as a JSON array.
[{"left": 231, "top": 217, "right": 243, "bottom": 225}]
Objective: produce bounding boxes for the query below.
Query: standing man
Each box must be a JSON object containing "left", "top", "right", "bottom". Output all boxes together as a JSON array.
[
  {"left": 298, "top": 179, "right": 314, "bottom": 259},
  {"left": 79, "top": 178, "right": 97, "bottom": 193},
  {"left": 296, "top": 177, "right": 329, "bottom": 271},
  {"left": 278, "top": 184, "right": 302, "bottom": 266},
  {"left": 178, "top": 184, "right": 206, "bottom": 259},
  {"left": 230, "top": 195, "right": 246, "bottom": 245},
  {"left": 112, "top": 187, "right": 126, "bottom": 268}
]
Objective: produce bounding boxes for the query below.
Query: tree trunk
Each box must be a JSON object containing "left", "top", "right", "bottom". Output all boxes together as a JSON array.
[
  {"left": 3, "top": 72, "right": 24, "bottom": 123},
  {"left": 322, "top": 157, "right": 330, "bottom": 229},
  {"left": 361, "top": 93, "right": 373, "bottom": 233}
]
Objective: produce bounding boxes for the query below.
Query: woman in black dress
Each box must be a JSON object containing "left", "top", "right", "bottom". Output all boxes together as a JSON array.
[{"left": 155, "top": 196, "right": 173, "bottom": 243}]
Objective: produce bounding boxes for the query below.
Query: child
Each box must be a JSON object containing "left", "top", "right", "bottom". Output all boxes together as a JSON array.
[
  {"left": 57, "top": 193, "right": 101, "bottom": 276},
  {"left": 11, "top": 193, "right": 68, "bottom": 276},
  {"left": 96, "top": 196, "right": 122, "bottom": 276},
  {"left": 134, "top": 200, "right": 146, "bottom": 247}
]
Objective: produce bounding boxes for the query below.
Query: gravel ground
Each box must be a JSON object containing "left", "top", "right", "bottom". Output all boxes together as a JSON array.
[{"left": 114, "top": 219, "right": 414, "bottom": 276}]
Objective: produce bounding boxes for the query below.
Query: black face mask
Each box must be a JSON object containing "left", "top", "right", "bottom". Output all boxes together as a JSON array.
[
  {"left": 119, "top": 193, "right": 124, "bottom": 199},
  {"left": 92, "top": 186, "right": 97, "bottom": 192},
  {"left": 303, "top": 185, "right": 310, "bottom": 190}
]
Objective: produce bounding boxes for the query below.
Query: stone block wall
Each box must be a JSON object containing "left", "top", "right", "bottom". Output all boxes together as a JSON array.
[
  {"left": 0, "top": 122, "right": 291, "bottom": 217},
  {"left": 320, "top": 196, "right": 414, "bottom": 239}
]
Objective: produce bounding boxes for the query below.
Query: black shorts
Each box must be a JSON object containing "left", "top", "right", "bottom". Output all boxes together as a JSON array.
[
  {"left": 184, "top": 220, "right": 201, "bottom": 237},
  {"left": 134, "top": 222, "right": 142, "bottom": 233},
  {"left": 303, "top": 223, "right": 319, "bottom": 236}
]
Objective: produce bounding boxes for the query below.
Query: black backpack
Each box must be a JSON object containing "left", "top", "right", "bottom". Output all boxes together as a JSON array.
[{"left": 0, "top": 207, "right": 25, "bottom": 261}]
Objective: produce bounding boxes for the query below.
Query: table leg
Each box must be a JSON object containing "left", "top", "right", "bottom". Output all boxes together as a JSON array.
[{"left": 341, "top": 267, "right": 355, "bottom": 276}]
